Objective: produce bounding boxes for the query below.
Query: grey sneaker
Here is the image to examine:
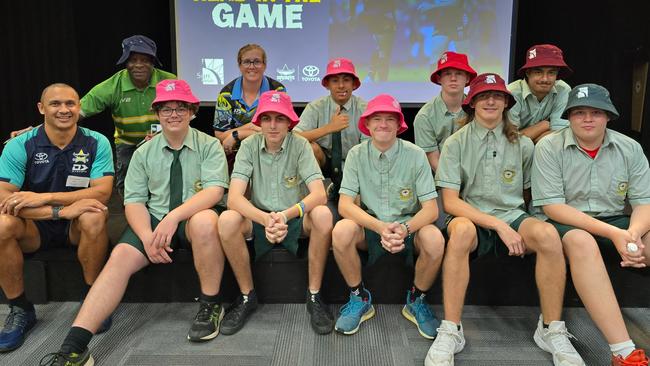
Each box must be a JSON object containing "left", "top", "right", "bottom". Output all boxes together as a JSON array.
[
  {"left": 533, "top": 315, "right": 585, "bottom": 366},
  {"left": 425, "top": 320, "right": 465, "bottom": 366}
]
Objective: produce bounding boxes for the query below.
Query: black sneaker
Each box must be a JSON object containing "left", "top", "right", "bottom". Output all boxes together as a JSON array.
[
  {"left": 220, "top": 291, "right": 258, "bottom": 335},
  {"left": 187, "top": 301, "right": 224, "bottom": 342},
  {"left": 306, "top": 292, "right": 334, "bottom": 334},
  {"left": 39, "top": 348, "right": 93, "bottom": 365}
]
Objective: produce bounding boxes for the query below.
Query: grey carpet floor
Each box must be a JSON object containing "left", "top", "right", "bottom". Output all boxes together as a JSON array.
[{"left": 1, "top": 303, "right": 648, "bottom": 366}]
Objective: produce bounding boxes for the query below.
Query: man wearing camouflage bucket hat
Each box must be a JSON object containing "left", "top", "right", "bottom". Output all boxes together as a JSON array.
[
  {"left": 532, "top": 83, "right": 650, "bottom": 366},
  {"left": 428, "top": 73, "right": 583, "bottom": 366},
  {"left": 507, "top": 44, "right": 572, "bottom": 143}
]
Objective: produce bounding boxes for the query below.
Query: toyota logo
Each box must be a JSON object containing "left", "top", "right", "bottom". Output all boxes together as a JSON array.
[
  {"left": 35, "top": 152, "right": 48, "bottom": 161},
  {"left": 302, "top": 65, "right": 320, "bottom": 77}
]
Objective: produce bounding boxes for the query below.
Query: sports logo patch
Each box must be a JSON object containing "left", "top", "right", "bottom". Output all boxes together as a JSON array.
[
  {"left": 486, "top": 74, "right": 496, "bottom": 84},
  {"left": 333, "top": 59, "right": 341, "bottom": 68},
  {"left": 576, "top": 87, "right": 589, "bottom": 99},
  {"left": 529, "top": 48, "right": 537, "bottom": 59},
  {"left": 440, "top": 53, "right": 448, "bottom": 63},
  {"left": 165, "top": 82, "right": 176, "bottom": 91},
  {"left": 271, "top": 93, "right": 281, "bottom": 103}
]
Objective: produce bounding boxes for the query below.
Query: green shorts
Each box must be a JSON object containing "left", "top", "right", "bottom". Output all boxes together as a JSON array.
[
  {"left": 252, "top": 216, "right": 304, "bottom": 261},
  {"left": 547, "top": 215, "right": 630, "bottom": 247},
  {"left": 364, "top": 228, "right": 416, "bottom": 267},
  {"left": 118, "top": 206, "right": 224, "bottom": 258},
  {"left": 444, "top": 213, "right": 530, "bottom": 258}
]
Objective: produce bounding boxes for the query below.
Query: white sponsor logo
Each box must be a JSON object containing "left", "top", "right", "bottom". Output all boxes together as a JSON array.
[
  {"left": 333, "top": 59, "right": 341, "bottom": 68},
  {"left": 120, "top": 97, "right": 131, "bottom": 103},
  {"left": 440, "top": 53, "right": 448, "bottom": 64},
  {"left": 270, "top": 93, "right": 281, "bottom": 103},
  {"left": 576, "top": 87, "right": 589, "bottom": 98},
  {"left": 200, "top": 58, "right": 224, "bottom": 85},
  {"left": 165, "top": 82, "right": 176, "bottom": 91},
  {"left": 301, "top": 65, "right": 320, "bottom": 82},
  {"left": 486, "top": 74, "right": 497, "bottom": 84},
  {"left": 72, "top": 164, "right": 88, "bottom": 173},
  {"left": 276, "top": 64, "right": 295, "bottom": 82},
  {"left": 34, "top": 152, "right": 49, "bottom": 165},
  {"left": 529, "top": 48, "right": 537, "bottom": 59}
]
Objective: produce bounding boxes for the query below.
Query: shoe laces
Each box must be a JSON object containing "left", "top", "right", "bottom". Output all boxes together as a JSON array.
[
  {"left": 195, "top": 301, "right": 215, "bottom": 322},
  {"left": 3, "top": 307, "right": 27, "bottom": 331},
  {"left": 545, "top": 327, "right": 578, "bottom": 354},
  {"left": 39, "top": 351, "right": 79, "bottom": 366},
  {"left": 339, "top": 295, "right": 367, "bottom": 317},
  {"left": 431, "top": 326, "right": 462, "bottom": 353}
]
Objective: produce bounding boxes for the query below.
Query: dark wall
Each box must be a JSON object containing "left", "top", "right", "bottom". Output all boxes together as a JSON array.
[{"left": 1, "top": 0, "right": 649, "bottom": 151}]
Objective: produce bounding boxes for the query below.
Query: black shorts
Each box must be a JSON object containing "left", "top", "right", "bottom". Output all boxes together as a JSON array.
[{"left": 34, "top": 220, "right": 72, "bottom": 249}]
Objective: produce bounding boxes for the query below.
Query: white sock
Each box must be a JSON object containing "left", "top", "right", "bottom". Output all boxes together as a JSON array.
[{"left": 610, "top": 340, "right": 636, "bottom": 359}]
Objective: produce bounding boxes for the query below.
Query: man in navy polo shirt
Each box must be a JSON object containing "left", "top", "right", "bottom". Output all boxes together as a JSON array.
[{"left": 0, "top": 83, "right": 114, "bottom": 352}]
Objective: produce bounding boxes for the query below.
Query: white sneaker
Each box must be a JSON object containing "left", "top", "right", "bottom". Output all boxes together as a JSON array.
[
  {"left": 425, "top": 320, "right": 466, "bottom": 366},
  {"left": 533, "top": 315, "right": 586, "bottom": 366}
]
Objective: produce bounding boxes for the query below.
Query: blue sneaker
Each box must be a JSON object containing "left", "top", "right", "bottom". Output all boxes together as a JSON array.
[
  {"left": 0, "top": 306, "right": 37, "bottom": 352},
  {"left": 402, "top": 290, "right": 440, "bottom": 339},
  {"left": 334, "top": 289, "right": 375, "bottom": 335}
]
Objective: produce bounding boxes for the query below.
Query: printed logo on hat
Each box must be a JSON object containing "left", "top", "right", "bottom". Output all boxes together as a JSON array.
[
  {"left": 440, "top": 53, "right": 448, "bottom": 64},
  {"left": 333, "top": 59, "right": 341, "bottom": 68},
  {"left": 165, "top": 82, "right": 176, "bottom": 92},
  {"left": 529, "top": 49, "right": 537, "bottom": 59},
  {"left": 576, "top": 87, "right": 589, "bottom": 98},
  {"left": 271, "top": 93, "right": 281, "bottom": 103},
  {"left": 486, "top": 75, "right": 496, "bottom": 84}
]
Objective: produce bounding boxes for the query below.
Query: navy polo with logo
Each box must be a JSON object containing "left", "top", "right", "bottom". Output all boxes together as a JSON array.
[{"left": 0, "top": 125, "right": 114, "bottom": 246}]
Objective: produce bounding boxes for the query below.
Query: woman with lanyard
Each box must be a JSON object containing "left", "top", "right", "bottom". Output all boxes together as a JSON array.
[{"left": 213, "top": 44, "right": 286, "bottom": 171}]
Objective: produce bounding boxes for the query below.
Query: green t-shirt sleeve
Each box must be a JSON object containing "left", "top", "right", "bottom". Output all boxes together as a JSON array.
[
  {"left": 413, "top": 104, "right": 439, "bottom": 153},
  {"left": 231, "top": 137, "right": 254, "bottom": 182},
  {"left": 294, "top": 101, "right": 320, "bottom": 133},
  {"left": 435, "top": 139, "right": 462, "bottom": 191},
  {"left": 123, "top": 149, "right": 149, "bottom": 204},
  {"left": 628, "top": 142, "right": 650, "bottom": 205},
  {"left": 339, "top": 147, "right": 360, "bottom": 197},
  {"left": 201, "top": 138, "right": 230, "bottom": 189},
  {"left": 296, "top": 137, "right": 324, "bottom": 184},
  {"left": 414, "top": 148, "right": 438, "bottom": 201},
  {"left": 531, "top": 139, "right": 565, "bottom": 207}
]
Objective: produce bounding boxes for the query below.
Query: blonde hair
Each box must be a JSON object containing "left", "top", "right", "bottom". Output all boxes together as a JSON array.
[{"left": 237, "top": 44, "right": 267, "bottom": 65}]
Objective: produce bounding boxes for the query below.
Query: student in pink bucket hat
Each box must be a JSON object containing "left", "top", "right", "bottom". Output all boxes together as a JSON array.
[
  {"left": 332, "top": 93, "right": 445, "bottom": 340},
  {"left": 508, "top": 44, "right": 573, "bottom": 143},
  {"left": 46, "top": 78, "right": 231, "bottom": 363},
  {"left": 219, "top": 90, "right": 335, "bottom": 336},
  {"left": 416, "top": 51, "right": 477, "bottom": 172},
  {"left": 427, "top": 73, "right": 582, "bottom": 366},
  {"left": 295, "top": 58, "right": 368, "bottom": 202}
]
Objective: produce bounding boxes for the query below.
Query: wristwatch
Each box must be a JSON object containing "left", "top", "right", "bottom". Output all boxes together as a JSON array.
[
  {"left": 232, "top": 130, "right": 241, "bottom": 143},
  {"left": 52, "top": 206, "right": 64, "bottom": 220}
]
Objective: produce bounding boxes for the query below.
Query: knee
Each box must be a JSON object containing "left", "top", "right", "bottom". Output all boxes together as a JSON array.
[
  {"left": 188, "top": 210, "right": 219, "bottom": 244},
  {"left": 217, "top": 210, "right": 243, "bottom": 238},
  {"left": 416, "top": 225, "right": 445, "bottom": 259},
  {"left": 77, "top": 211, "right": 107, "bottom": 237},
  {"left": 563, "top": 230, "right": 601, "bottom": 261},
  {"left": 309, "top": 205, "right": 333, "bottom": 233},
  {"left": 531, "top": 223, "right": 563, "bottom": 256},
  {"left": 105, "top": 244, "right": 145, "bottom": 275},
  {"left": 332, "top": 219, "right": 357, "bottom": 250},
  {"left": 0, "top": 214, "right": 20, "bottom": 242},
  {"left": 447, "top": 217, "right": 476, "bottom": 254}
]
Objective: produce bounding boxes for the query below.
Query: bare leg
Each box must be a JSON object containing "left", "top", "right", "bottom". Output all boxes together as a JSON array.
[
  {"left": 186, "top": 209, "right": 224, "bottom": 296},
  {"left": 218, "top": 210, "right": 254, "bottom": 293},
  {"left": 413, "top": 225, "right": 445, "bottom": 290},
  {"left": 69, "top": 211, "right": 109, "bottom": 285},
  {"left": 442, "top": 217, "right": 477, "bottom": 324},
  {"left": 303, "top": 206, "right": 333, "bottom": 291},
  {"left": 331, "top": 219, "right": 366, "bottom": 287}
]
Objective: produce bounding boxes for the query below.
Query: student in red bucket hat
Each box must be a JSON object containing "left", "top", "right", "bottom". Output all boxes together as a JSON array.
[
  {"left": 218, "top": 91, "right": 335, "bottom": 336},
  {"left": 415, "top": 51, "right": 477, "bottom": 170},
  {"left": 427, "top": 73, "right": 584, "bottom": 366},
  {"left": 508, "top": 44, "right": 573, "bottom": 143},
  {"left": 295, "top": 58, "right": 368, "bottom": 202},
  {"left": 332, "top": 94, "right": 445, "bottom": 340},
  {"left": 44, "top": 79, "right": 230, "bottom": 364}
]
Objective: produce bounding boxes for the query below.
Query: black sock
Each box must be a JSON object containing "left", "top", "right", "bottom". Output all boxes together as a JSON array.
[
  {"left": 60, "top": 326, "right": 93, "bottom": 354},
  {"left": 9, "top": 292, "right": 34, "bottom": 312},
  {"left": 410, "top": 285, "right": 427, "bottom": 301},
  {"left": 349, "top": 282, "right": 366, "bottom": 298},
  {"left": 543, "top": 323, "right": 550, "bottom": 329},
  {"left": 199, "top": 293, "right": 221, "bottom": 304}
]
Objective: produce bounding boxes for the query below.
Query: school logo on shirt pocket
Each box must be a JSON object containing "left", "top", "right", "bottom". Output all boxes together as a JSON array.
[
  {"left": 501, "top": 169, "right": 516, "bottom": 184},
  {"left": 399, "top": 188, "right": 413, "bottom": 201},
  {"left": 284, "top": 175, "right": 300, "bottom": 188},
  {"left": 193, "top": 179, "right": 203, "bottom": 193},
  {"left": 615, "top": 181, "right": 628, "bottom": 196}
]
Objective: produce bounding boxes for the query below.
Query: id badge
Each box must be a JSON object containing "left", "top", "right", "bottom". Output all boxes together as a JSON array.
[{"left": 66, "top": 175, "right": 90, "bottom": 188}]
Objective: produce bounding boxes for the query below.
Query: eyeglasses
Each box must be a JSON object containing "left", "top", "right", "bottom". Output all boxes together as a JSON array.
[
  {"left": 240, "top": 59, "right": 264, "bottom": 68},
  {"left": 159, "top": 107, "right": 190, "bottom": 117}
]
